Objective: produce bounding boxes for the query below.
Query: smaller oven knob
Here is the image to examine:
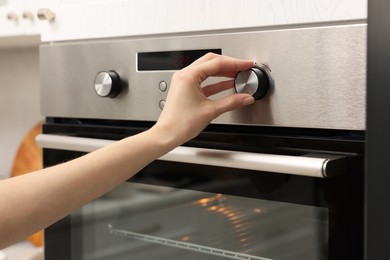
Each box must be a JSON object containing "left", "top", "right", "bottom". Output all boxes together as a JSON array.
[
  {"left": 94, "top": 71, "right": 121, "bottom": 98},
  {"left": 234, "top": 65, "right": 273, "bottom": 100}
]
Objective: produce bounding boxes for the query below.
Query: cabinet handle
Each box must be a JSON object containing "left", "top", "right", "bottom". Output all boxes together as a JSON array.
[
  {"left": 37, "top": 8, "right": 55, "bottom": 21},
  {"left": 6, "top": 12, "right": 18, "bottom": 22},
  {"left": 36, "top": 134, "right": 350, "bottom": 178},
  {"left": 22, "top": 11, "right": 34, "bottom": 21}
]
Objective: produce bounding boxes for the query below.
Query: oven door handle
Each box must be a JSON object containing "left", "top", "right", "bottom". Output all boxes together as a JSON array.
[{"left": 36, "top": 134, "right": 349, "bottom": 178}]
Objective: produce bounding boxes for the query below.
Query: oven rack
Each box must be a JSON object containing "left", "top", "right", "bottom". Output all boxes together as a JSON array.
[{"left": 107, "top": 224, "right": 271, "bottom": 260}]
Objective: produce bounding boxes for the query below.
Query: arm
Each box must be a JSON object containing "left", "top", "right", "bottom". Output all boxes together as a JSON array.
[{"left": 0, "top": 53, "right": 254, "bottom": 248}]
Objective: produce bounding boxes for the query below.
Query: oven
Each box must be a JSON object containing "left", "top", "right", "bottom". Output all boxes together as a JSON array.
[{"left": 37, "top": 23, "right": 366, "bottom": 260}]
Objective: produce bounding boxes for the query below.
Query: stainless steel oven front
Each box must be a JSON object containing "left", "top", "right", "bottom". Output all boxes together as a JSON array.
[{"left": 37, "top": 23, "right": 366, "bottom": 260}]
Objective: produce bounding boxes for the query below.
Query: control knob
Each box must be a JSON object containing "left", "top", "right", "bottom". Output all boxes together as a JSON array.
[
  {"left": 94, "top": 71, "right": 121, "bottom": 98},
  {"left": 234, "top": 64, "right": 273, "bottom": 100}
]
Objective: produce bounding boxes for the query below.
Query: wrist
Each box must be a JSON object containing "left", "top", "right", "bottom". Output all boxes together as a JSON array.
[{"left": 146, "top": 123, "right": 185, "bottom": 153}]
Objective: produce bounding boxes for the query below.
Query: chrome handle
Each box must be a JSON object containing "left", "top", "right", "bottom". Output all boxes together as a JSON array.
[
  {"left": 36, "top": 134, "right": 348, "bottom": 178},
  {"left": 37, "top": 8, "right": 55, "bottom": 21}
]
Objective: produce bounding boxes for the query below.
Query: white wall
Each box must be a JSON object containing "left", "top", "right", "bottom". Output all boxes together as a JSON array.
[{"left": 0, "top": 46, "right": 42, "bottom": 179}]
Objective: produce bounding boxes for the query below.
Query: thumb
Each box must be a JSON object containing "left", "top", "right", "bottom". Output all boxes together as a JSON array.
[{"left": 212, "top": 94, "right": 254, "bottom": 116}]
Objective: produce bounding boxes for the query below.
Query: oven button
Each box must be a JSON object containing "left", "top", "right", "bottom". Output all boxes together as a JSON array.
[
  {"left": 94, "top": 71, "right": 121, "bottom": 98},
  {"left": 159, "top": 81, "right": 168, "bottom": 92},
  {"left": 234, "top": 65, "right": 273, "bottom": 100},
  {"left": 159, "top": 100, "right": 166, "bottom": 110}
]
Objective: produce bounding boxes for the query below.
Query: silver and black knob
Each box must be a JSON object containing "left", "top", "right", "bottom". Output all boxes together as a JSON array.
[
  {"left": 94, "top": 71, "right": 121, "bottom": 98},
  {"left": 234, "top": 64, "right": 273, "bottom": 100}
]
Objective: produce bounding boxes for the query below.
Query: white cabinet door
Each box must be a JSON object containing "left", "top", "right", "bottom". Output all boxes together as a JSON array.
[
  {"left": 0, "top": 0, "right": 49, "bottom": 47},
  {"left": 0, "top": 0, "right": 24, "bottom": 37},
  {"left": 40, "top": 0, "right": 368, "bottom": 42},
  {"left": 34, "top": 0, "right": 60, "bottom": 38},
  {"left": 22, "top": 0, "right": 45, "bottom": 36}
]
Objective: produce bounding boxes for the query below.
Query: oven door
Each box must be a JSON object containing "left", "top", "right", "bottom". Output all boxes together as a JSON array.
[{"left": 38, "top": 120, "right": 364, "bottom": 260}]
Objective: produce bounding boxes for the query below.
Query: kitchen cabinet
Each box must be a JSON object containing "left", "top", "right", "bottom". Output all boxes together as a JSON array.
[
  {"left": 0, "top": 0, "right": 48, "bottom": 48},
  {"left": 22, "top": 1, "right": 45, "bottom": 36},
  {"left": 0, "top": 0, "right": 368, "bottom": 43},
  {"left": 39, "top": 0, "right": 367, "bottom": 42},
  {"left": 0, "top": 0, "right": 24, "bottom": 37},
  {"left": 0, "top": 0, "right": 60, "bottom": 48}
]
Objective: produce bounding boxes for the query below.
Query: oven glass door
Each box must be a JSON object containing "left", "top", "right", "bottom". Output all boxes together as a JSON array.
[
  {"left": 71, "top": 181, "right": 328, "bottom": 260},
  {"left": 41, "top": 121, "right": 363, "bottom": 260}
]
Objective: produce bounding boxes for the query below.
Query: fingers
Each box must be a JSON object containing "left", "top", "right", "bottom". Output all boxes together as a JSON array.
[
  {"left": 190, "top": 56, "right": 254, "bottom": 83},
  {"left": 202, "top": 80, "right": 234, "bottom": 97},
  {"left": 211, "top": 94, "right": 254, "bottom": 117},
  {"left": 189, "top": 52, "right": 221, "bottom": 66}
]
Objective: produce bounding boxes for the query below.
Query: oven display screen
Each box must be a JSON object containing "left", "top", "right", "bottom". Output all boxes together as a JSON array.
[{"left": 137, "top": 49, "right": 222, "bottom": 71}]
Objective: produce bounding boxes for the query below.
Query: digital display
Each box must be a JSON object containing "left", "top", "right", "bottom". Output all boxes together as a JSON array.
[{"left": 137, "top": 49, "right": 222, "bottom": 71}]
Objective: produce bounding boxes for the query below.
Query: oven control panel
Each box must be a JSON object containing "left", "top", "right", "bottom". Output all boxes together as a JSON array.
[
  {"left": 95, "top": 64, "right": 274, "bottom": 102},
  {"left": 40, "top": 24, "right": 366, "bottom": 130}
]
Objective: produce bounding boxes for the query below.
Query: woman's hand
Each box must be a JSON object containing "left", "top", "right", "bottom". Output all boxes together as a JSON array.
[{"left": 154, "top": 53, "right": 255, "bottom": 145}]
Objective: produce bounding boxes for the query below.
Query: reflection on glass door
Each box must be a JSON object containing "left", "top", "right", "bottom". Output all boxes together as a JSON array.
[{"left": 71, "top": 182, "right": 328, "bottom": 260}]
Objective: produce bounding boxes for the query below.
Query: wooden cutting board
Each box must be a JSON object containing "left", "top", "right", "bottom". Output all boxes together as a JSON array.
[{"left": 11, "top": 121, "right": 43, "bottom": 247}]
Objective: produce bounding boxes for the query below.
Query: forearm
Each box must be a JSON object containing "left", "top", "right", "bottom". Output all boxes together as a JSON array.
[{"left": 0, "top": 126, "right": 176, "bottom": 248}]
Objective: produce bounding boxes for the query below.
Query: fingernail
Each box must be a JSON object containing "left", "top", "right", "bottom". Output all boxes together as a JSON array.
[
  {"left": 253, "top": 61, "right": 258, "bottom": 66},
  {"left": 242, "top": 96, "right": 255, "bottom": 106}
]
